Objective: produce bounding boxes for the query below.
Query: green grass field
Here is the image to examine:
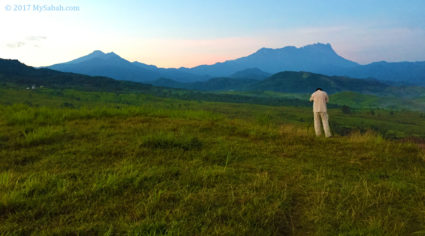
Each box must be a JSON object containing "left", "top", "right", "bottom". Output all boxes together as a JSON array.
[{"left": 1, "top": 87, "right": 425, "bottom": 234}]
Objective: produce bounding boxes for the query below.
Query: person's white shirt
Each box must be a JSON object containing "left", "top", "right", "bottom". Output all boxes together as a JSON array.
[{"left": 309, "top": 90, "right": 328, "bottom": 112}]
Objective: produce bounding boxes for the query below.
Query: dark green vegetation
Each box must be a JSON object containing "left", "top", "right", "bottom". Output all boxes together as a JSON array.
[
  {"left": 1, "top": 85, "right": 425, "bottom": 234},
  {"left": 150, "top": 77, "right": 258, "bottom": 92}
]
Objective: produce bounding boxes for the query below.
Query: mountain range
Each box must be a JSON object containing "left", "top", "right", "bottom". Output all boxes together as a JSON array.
[
  {"left": 3, "top": 58, "right": 425, "bottom": 111},
  {"left": 46, "top": 43, "right": 425, "bottom": 85}
]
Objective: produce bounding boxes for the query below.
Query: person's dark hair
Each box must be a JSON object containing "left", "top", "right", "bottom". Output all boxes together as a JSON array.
[{"left": 316, "top": 88, "right": 322, "bottom": 91}]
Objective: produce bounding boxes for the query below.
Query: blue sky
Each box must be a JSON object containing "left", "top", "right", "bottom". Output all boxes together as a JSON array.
[{"left": 1, "top": 0, "right": 425, "bottom": 67}]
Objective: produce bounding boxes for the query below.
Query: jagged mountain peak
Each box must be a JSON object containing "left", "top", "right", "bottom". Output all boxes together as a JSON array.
[
  {"left": 300, "top": 43, "right": 337, "bottom": 54},
  {"left": 105, "top": 52, "right": 120, "bottom": 57},
  {"left": 63, "top": 50, "right": 108, "bottom": 65},
  {"left": 254, "top": 43, "right": 333, "bottom": 55},
  {"left": 88, "top": 50, "right": 120, "bottom": 57},
  {"left": 64, "top": 50, "right": 125, "bottom": 65},
  {"left": 254, "top": 46, "right": 296, "bottom": 55},
  {"left": 301, "top": 42, "right": 332, "bottom": 49}
]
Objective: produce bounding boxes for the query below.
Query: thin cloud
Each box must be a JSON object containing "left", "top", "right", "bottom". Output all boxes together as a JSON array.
[
  {"left": 6, "top": 36, "right": 47, "bottom": 49},
  {"left": 26, "top": 36, "right": 47, "bottom": 41},
  {"left": 6, "top": 42, "right": 26, "bottom": 48}
]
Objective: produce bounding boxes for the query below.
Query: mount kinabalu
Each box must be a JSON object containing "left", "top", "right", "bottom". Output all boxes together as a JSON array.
[
  {"left": 47, "top": 43, "right": 425, "bottom": 85},
  {"left": 181, "top": 43, "right": 359, "bottom": 77}
]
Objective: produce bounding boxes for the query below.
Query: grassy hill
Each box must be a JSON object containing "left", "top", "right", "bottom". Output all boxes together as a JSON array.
[
  {"left": 150, "top": 77, "right": 258, "bottom": 91},
  {"left": 0, "top": 86, "right": 425, "bottom": 234},
  {"left": 330, "top": 91, "right": 425, "bottom": 111}
]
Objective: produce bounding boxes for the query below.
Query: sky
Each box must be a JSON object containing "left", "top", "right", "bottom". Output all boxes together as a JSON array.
[{"left": 1, "top": 0, "right": 425, "bottom": 68}]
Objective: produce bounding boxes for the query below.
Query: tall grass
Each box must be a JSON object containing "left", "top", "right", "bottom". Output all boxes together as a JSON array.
[{"left": 0, "top": 87, "right": 425, "bottom": 234}]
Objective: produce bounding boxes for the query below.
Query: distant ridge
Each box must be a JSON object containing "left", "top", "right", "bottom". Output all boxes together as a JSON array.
[
  {"left": 48, "top": 50, "right": 205, "bottom": 83},
  {"left": 340, "top": 61, "right": 425, "bottom": 85},
  {"left": 230, "top": 68, "right": 270, "bottom": 80}
]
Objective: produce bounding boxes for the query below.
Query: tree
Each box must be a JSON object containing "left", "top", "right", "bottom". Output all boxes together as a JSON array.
[{"left": 341, "top": 105, "right": 351, "bottom": 114}]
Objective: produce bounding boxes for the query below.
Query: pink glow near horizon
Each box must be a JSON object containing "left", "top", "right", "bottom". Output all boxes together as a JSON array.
[{"left": 120, "top": 36, "right": 266, "bottom": 68}]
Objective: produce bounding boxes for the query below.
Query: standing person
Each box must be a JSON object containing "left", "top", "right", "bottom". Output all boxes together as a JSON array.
[{"left": 309, "top": 88, "right": 332, "bottom": 137}]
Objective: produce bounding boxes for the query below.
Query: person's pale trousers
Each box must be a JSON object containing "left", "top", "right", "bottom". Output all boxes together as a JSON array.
[{"left": 314, "top": 112, "right": 332, "bottom": 137}]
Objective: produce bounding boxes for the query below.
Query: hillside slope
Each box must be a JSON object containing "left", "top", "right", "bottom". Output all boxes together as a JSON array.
[{"left": 0, "top": 58, "right": 154, "bottom": 92}]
